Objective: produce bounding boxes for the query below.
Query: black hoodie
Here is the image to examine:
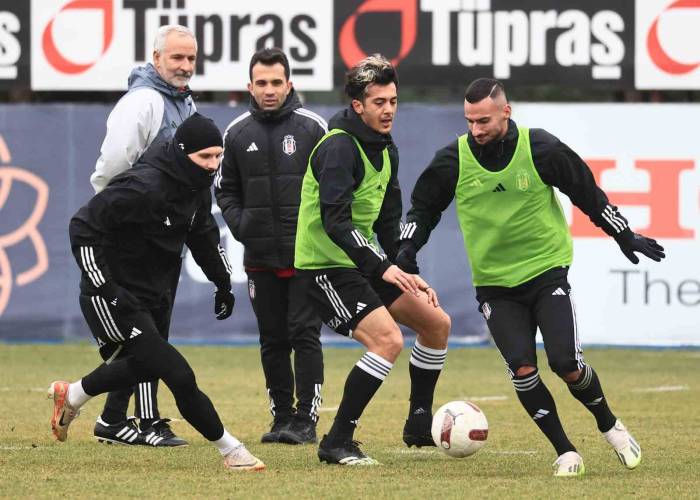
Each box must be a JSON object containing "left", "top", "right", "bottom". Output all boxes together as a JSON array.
[
  {"left": 307, "top": 106, "right": 402, "bottom": 278},
  {"left": 70, "top": 140, "right": 231, "bottom": 308},
  {"left": 215, "top": 89, "right": 328, "bottom": 269}
]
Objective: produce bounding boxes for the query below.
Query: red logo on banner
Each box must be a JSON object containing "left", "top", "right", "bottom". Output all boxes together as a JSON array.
[
  {"left": 42, "top": 0, "right": 114, "bottom": 75},
  {"left": 339, "top": 0, "right": 418, "bottom": 68},
  {"left": 647, "top": 0, "right": 700, "bottom": 75},
  {"left": 0, "top": 136, "right": 49, "bottom": 316}
]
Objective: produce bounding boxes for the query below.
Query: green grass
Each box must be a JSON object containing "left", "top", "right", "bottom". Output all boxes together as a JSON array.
[{"left": 0, "top": 344, "right": 698, "bottom": 499}]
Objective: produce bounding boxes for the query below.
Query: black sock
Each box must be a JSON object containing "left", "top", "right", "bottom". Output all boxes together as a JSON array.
[
  {"left": 513, "top": 369, "right": 576, "bottom": 456},
  {"left": 327, "top": 352, "right": 393, "bottom": 443},
  {"left": 566, "top": 364, "right": 617, "bottom": 432},
  {"left": 408, "top": 341, "right": 447, "bottom": 417}
]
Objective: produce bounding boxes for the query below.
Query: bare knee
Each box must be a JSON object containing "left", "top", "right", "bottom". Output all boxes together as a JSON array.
[
  {"left": 514, "top": 365, "right": 537, "bottom": 377},
  {"left": 365, "top": 324, "right": 403, "bottom": 362},
  {"left": 559, "top": 369, "right": 582, "bottom": 383},
  {"left": 416, "top": 310, "right": 451, "bottom": 348}
]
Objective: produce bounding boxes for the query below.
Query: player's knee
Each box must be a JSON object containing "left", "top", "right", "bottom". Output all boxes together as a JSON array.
[
  {"left": 165, "top": 366, "right": 198, "bottom": 397},
  {"left": 513, "top": 365, "right": 537, "bottom": 377},
  {"left": 549, "top": 359, "right": 579, "bottom": 380},
  {"left": 371, "top": 325, "right": 403, "bottom": 361},
  {"left": 435, "top": 310, "right": 451, "bottom": 342}
]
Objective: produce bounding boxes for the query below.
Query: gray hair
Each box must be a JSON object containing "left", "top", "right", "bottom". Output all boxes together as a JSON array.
[{"left": 153, "top": 25, "right": 197, "bottom": 54}]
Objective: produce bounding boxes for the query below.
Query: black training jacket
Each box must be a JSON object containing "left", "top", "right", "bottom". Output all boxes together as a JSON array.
[
  {"left": 70, "top": 140, "right": 232, "bottom": 308},
  {"left": 308, "top": 106, "right": 402, "bottom": 278},
  {"left": 215, "top": 90, "right": 328, "bottom": 269},
  {"left": 399, "top": 119, "right": 630, "bottom": 268}
]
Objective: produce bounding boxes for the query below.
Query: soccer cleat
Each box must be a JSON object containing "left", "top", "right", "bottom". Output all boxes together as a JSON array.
[
  {"left": 141, "top": 418, "right": 188, "bottom": 447},
  {"left": 260, "top": 416, "right": 293, "bottom": 444},
  {"left": 552, "top": 451, "right": 586, "bottom": 477},
  {"left": 94, "top": 416, "right": 144, "bottom": 445},
  {"left": 603, "top": 419, "right": 641, "bottom": 469},
  {"left": 402, "top": 411, "right": 436, "bottom": 448},
  {"left": 318, "top": 435, "right": 380, "bottom": 465},
  {"left": 278, "top": 415, "right": 317, "bottom": 445},
  {"left": 48, "top": 381, "right": 80, "bottom": 442},
  {"left": 223, "top": 445, "right": 266, "bottom": 472}
]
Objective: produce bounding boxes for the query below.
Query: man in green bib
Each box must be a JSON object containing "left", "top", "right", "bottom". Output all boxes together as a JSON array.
[
  {"left": 396, "top": 78, "right": 665, "bottom": 477},
  {"left": 295, "top": 55, "right": 451, "bottom": 465}
]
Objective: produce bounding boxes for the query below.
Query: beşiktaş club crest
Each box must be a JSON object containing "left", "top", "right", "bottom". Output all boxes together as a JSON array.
[
  {"left": 248, "top": 278, "right": 256, "bottom": 299},
  {"left": 282, "top": 134, "right": 296, "bottom": 156}
]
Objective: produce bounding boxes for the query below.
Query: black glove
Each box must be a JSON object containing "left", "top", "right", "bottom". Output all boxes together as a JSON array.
[
  {"left": 214, "top": 286, "right": 235, "bottom": 320},
  {"left": 97, "top": 281, "right": 142, "bottom": 312},
  {"left": 614, "top": 229, "right": 665, "bottom": 264},
  {"left": 395, "top": 241, "right": 419, "bottom": 274}
]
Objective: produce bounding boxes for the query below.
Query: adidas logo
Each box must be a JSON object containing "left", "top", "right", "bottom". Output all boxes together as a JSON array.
[
  {"left": 96, "top": 337, "right": 106, "bottom": 347},
  {"left": 586, "top": 397, "right": 604, "bottom": 406},
  {"left": 164, "top": 216, "right": 171, "bottom": 227},
  {"left": 552, "top": 287, "right": 567, "bottom": 296},
  {"left": 532, "top": 409, "right": 550, "bottom": 421},
  {"left": 110, "top": 298, "right": 118, "bottom": 306},
  {"left": 356, "top": 302, "right": 366, "bottom": 314},
  {"left": 246, "top": 142, "right": 259, "bottom": 152},
  {"left": 492, "top": 183, "right": 506, "bottom": 192},
  {"left": 129, "top": 327, "right": 142, "bottom": 339}
]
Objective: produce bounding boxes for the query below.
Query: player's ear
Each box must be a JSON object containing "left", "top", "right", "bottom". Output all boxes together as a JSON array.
[
  {"left": 351, "top": 98, "right": 364, "bottom": 115},
  {"left": 503, "top": 103, "right": 512, "bottom": 120}
]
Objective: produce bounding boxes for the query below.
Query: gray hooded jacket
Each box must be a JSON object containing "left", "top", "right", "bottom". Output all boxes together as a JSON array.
[{"left": 91, "top": 63, "right": 196, "bottom": 192}]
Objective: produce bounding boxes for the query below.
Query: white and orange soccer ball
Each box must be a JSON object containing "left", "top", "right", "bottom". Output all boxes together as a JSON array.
[{"left": 431, "top": 401, "right": 489, "bottom": 458}]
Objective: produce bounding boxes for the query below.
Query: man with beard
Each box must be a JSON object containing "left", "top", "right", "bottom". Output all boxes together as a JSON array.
[
  {"left": 215, "top": 48, "right": 326, "bottom": 445},
  {"left": 89, "top": 24, "right": 197, "bottom": 447}
]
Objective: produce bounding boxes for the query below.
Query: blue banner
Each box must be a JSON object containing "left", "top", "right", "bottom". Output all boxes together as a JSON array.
[{"left": 0, "top": 103, "right": 486, "bottom": 343}]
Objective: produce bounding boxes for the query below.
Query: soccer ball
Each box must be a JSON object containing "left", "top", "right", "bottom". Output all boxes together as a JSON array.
[{"left": 431, "top": 401, "right": 488, "bottom": 458}]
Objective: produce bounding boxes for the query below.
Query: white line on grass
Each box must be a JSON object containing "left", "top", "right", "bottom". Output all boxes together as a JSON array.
[
  {"left": 319, "top": 406, "right": 338, "bottom": 412},
  {"left": 633, "top": 385, "right": 690, "bottom": 393},
  {"left": 459, "top": 396, "right": 508, "bottom": 402},
  {"left": 484, "top": 450, "right": 538, "bottom": 455}
]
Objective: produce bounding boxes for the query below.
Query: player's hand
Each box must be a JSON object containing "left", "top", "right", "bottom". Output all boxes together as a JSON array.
[
  {"left": 413, "top": 274, "right": 440, "bottom": 308},
  {"left": 382, "top": 264, "right": 420, "bottom": 296},
  {"left": 214, "top": 287, "right": 235, "bottom": 320},
  {"left": 614, "top": 229, "right": 665, "bottom": 264},
  {"left": 395, "top": 241, "right": 419, "bottom": 274}
]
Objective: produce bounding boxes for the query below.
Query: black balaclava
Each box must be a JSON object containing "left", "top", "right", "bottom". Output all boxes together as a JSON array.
[{"left": 173, "top": 113, "right": 223, "bottom": 189}]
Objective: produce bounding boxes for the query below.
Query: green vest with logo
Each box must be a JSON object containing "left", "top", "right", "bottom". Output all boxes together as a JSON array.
[
  {"left": 295, "top": 129, "right": 390, "bottom": 270},
  {"left": 455, "top": 127, "right": 572, "bottom": 287}
]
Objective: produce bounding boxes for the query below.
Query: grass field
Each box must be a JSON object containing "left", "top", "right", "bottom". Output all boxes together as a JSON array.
[{"left": 1, "top": 344, "right": 698, "bottom": 499}]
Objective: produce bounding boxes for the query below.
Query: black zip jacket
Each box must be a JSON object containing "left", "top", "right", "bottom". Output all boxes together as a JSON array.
[
  {"left": 215, "top": 90, "right": 328, "bottom": 269},
  {"left": 70, "top": 140, "right": 232, "bottom": 308},
  {"left": 309, "top": 106, "right": 402, "bottom": 278},
  {"left": 400, "top": 119, "right": 629, "bottom": 268}
]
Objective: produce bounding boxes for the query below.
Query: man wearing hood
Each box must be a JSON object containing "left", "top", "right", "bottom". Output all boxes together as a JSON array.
[
  {"left": 215, "top": 48, "right": 326, "bottom": 445},
  {"left": 396, "top": 78, "right": 665, "bottom": 476},
  {"left": 50, "top": 113, "right": 265, "bottom": 471},
  {"left": 295, "top": 55, "right": 451, "bottom": 465},
  {"left": 89, "top": 24, "right": 197, "bottom": 447}
]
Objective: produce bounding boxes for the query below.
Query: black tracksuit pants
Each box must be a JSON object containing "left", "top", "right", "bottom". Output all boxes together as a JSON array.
[
  {"left": 99, "top": 261, "right": 181, "bottom": 425},
  {"left": 247, "top": 271, "right": 324, "bottom": 422}
]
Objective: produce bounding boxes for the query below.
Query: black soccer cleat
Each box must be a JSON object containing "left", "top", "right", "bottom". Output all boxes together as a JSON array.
[
  {"left": 140, "top": 418, "right": 188, "bottom": 447},
  {"left": 317, "top": 435, "right": 379, "bottom": 465},
  {"left": 403, "top": 411, "right": 436, "bottom": 448},
  {"left": 94, "top": 416, "right": 144, "bottom": 445},
  {"left": 260, "top": 416, "right": 293, "bottom": 444},
  {"left": 278, "top": 415, "right": 317, "bottom": 445}
]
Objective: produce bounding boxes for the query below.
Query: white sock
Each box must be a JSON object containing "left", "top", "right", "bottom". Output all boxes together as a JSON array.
[
  {"left": 67, "top": 380, "right": 91, "bottom": 409},
  {"left": 213, "top": 429, "right": 242, "bottom": 456}
]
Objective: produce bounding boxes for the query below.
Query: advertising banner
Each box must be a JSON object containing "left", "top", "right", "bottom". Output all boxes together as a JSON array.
[
  {"left": 31, "top": 0, "right": 333, "bottom": 91},
  {"left": 0, "top": 1, "right": 30, "bottom": 89},
  {"left": 0, "top": 103, "right": 697, "bottom": 346}
]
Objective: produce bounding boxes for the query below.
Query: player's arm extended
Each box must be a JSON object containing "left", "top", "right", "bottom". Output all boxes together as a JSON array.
[
  {"left": 395, "top": 141, "right": 459, "bottom": 274},
  {"left": 313, "top": 136, "right": 391, "bottom": 279}
]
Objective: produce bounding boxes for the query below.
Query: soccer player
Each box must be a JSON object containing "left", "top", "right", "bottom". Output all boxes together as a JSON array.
[
  {"left": 90, "top": 24, "right": 199, "bottom": 447},
  {"left": 48, "top": 113, "right": 264, "bottom": 471},
  {"left": 215, "top": 48, "right": 326, "bottom": 445},
  {"left": 295, "top": 54, "right": 451, "bottom": 465},
  {"left": 396, "top": 78, "right": 664, "bottom": 476}
]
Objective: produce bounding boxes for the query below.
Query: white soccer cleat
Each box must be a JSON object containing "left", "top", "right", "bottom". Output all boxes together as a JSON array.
[
  {"left": 223, "top": 445, "right": 266, "bottom": 472},
  {"left": 552, "top": 451, "right": 585, "bottom": 477},
  {"left": 47, "top": 381, "right": 80, "bottom": 442},
  {"left": 603, "top": 419, "right": 641, "bottom": 469}
]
